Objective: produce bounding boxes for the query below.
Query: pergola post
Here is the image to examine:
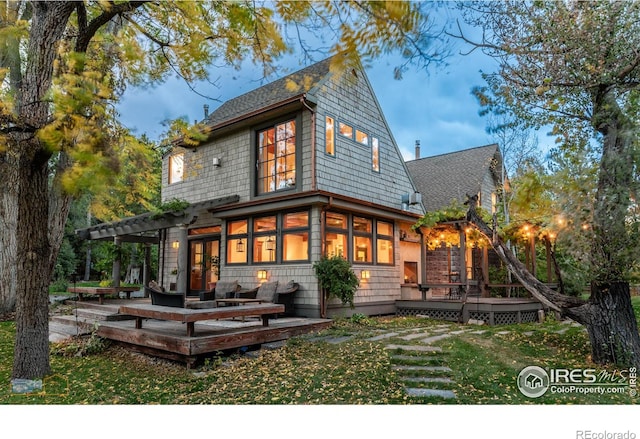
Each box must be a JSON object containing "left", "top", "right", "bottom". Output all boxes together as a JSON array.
[
  {"left": 143, "top": 243, "right": 152, "bottom": 295},
  {"left": 112, "top": 236, "right": 122, "bottom": 288},
  {"left": 175, "top": 225, "right": 189, "bottom": 294},
  {"left": 458, "top": 227, "right": 467, "bottom": 300},
  {"left": 481, "top": 246, "right": 490, "bottom": 298}
]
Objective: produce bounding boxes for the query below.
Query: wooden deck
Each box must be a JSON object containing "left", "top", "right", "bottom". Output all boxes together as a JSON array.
[
  {"left": 66, "top": 299, "right": 332, "bottom": 367},
  {"left": 396, "top": 297, "right": 545, "bottom": 325}
]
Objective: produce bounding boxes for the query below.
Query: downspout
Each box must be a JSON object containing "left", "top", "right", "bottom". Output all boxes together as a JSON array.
[{"left": 300, "top": 96, "right": 317, "bottom": 191}]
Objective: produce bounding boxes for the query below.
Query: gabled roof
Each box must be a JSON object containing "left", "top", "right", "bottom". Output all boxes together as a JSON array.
[
  {"left": 206, "top": 57, "right": 334, "bottom": 129},
  {"left": 406, "top": 144, "right": 502, "bottom": 212}
]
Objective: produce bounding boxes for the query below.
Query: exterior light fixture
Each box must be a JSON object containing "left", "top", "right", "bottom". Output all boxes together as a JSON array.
[
  {"left": 236, "top": 238, "right": 245, "bottom": 253},
  {"left": 361, "top": 270, "right": 370, "bottom": 280},
  {"left": 257, "top": 270, "right": 268, "bottom": 280},
  {"left": 172, "top": 241, "right": 180, "bottom": 249}
]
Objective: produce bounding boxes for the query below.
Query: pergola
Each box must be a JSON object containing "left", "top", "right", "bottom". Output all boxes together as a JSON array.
[{"left": 75, "top": 195, "right": 239, "bottom": 292}]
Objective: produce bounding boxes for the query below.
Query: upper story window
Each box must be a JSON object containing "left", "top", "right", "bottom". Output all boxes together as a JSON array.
[
  {"left": 325, "top": 116, "right": 335, "bottom": 156},
  {"left": 355, "top": 129, "right": 368, "bottom": 146},
  {"left": 169, "top": 153, "right": 184, "bottom": 184},
  {"left": 257, "top": 120, "right": 296, "bottom": 195},
  {"left": 372, "top": 137, "right": 380, "bottom": 172},
  {"left": 338, "top": 122, "right": 353, "bottom": 139}
]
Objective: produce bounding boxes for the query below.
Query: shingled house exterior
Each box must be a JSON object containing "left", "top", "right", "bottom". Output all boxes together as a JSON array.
[{"left": 147, "top": 57, "right": 424, "bottom": 318}]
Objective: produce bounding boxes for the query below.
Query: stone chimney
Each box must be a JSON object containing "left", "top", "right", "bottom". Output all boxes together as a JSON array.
[{"left": 415, "top": 140, "right": 421, "bottom": 159}]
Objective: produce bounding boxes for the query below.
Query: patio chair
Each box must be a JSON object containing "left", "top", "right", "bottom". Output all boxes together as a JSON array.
[
  {"left": 146, "top": 281, "right": 185, "bottom": 308},
  {"left": 245, "top": 280, "right": 299, "bottom": 317}
]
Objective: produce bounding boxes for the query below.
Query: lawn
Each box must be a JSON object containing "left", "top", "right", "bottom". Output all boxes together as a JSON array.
[{"left": 0, "top": 298, "right": 638, "bottom": 405}]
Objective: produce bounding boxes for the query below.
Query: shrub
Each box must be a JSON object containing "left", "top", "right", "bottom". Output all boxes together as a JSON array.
[{"left": 313, "top": 255, "right": 359, "bottom": 317}]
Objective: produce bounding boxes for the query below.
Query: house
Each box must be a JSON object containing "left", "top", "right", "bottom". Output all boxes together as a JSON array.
[
  {"left": 405, "top": 144, "right": 504, "bottom": 298},
  {"left": 80, "top": 56, "right": 426, "bottom": 318}
]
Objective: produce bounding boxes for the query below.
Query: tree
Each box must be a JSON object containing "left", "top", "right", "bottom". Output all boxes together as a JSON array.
[
  {"left": 0, "top": 1, "right": 447, "bottom": 379},
  {"left": 458, "top": 1, "right": 640, "bottom": 367}
]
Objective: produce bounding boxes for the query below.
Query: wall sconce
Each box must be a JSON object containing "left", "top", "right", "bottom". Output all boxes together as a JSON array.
[
  {"left": 212, "top": 157, "right": 221, "bottom": 167},
  {"left": 236, "top": 238, "right": 245, "bottom": 253},
  {"left": 361, "top": 270, "right": 370, "bottom": 281},
  {"left": 172, "top": 241, "right": 180, "bottom": 249},
  {"left": 257, "top": 270, "right": 268, "bottom": 281}
]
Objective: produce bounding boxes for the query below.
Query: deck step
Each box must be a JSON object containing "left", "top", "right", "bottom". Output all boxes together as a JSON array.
[
  {"left": 68, "top": 302, "right": 122, "bottom": 313},
  {"left": 51, "top": 315, "right": 99, "bottom": 330},
  {"left": 74, "top": 308, "right": 134, "bottom": 321}
]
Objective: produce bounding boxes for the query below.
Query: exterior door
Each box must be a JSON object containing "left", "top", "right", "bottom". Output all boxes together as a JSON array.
[{"left": 188, "top": 238, "right": 220, "bottom": 296}]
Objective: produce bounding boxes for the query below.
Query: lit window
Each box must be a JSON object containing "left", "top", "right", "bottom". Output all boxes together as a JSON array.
[
  {"left": 353, "top": 216, "right": 372, "bottom": 263},
  {"left": 339, "top": 122, "right": 353, "bottom": 139},
  {"left": 372, "top": 137, "right": 380, "bottom": 172},
  {"left": 325, "top": 212, "right": 347, "bottom": 258},
  {"left": 355, "top": 129, "right": 368, "bottom": 146},
  {"left": 253, "top": 216, "right": 277, "bottom": 263},
  {"left": 227, "top": 219, "right": 248, "bottom": 264},
  {"left": 376, "top": 220, "right": 394, "bottom": 264},
  {"left": 325, "top": 116, "right": 335, "bottom": 156},
  {"left": 283, "top": 211, "right": 309, "bottom": 262},
  {"left": 257, "top": 120, "right": 296, "bottom": 194},
  {"left": 169, "top": 153, "right": 184, "bottom": 184}
]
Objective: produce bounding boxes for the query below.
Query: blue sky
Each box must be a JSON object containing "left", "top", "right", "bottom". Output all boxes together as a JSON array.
[{"left": 116, "top": 9, "right": 538, "bottom": 161}]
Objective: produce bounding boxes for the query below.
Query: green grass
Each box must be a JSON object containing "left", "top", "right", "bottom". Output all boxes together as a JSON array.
[{"left": 0, "top": 299, "right": 638, "bottom": 404}]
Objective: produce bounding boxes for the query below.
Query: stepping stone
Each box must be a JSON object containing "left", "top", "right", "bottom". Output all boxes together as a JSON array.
[
  {"left": 405, "top": 388, "right": 456, "bottom": 399},
  {"left": 420, "top": 334, "right": 451, "bottom": 344},
  {"left": 325, "top": 336, "right": 352, "bottom": 344},
  {"left": 432, "top": 328, "right": 451, "bottom": 333},
  {"left": 261, "top": 340, "right": 286, "bottom": 350},
  {"left": 399, "top": 332, "right": 432, "bottom": 341},
  {"left": 448, "top": 330, "right": 468, "bottom": 335},
  {"left": 555, "top": 328, "right": 569, "bottom": 334},
  {"left": 401, "top": 376, "right": 454, "bottom": 384},
  {"left": 523, "top": 331, "right": 534, "bottom": 336},
  {"left": 470, "top": 330, "right": 487, "bottom": 334},
  {"left": 367, "top": 332, "right": 399, "bottom": 341},
  {"left": 496, "top": 331, "right": 510, "bottom": 335},
  {"left": 385, "top": 344, "right": 442, "bottom": 353},
  {"left": 390, "top": 355, "right": 437, "bottom": 362},
  {"left": 393, "top": 365, "right": 452, "bottom": 372}
]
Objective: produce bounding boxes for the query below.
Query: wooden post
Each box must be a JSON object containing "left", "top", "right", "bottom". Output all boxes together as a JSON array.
[
  {"left": 482, "top": 247, "right": 490, "bottom": 298},
  {"left": 529, "top": 234, "right": 537, "bottom": 278},
  {"left": 175, "top": 225, "right": 189, "bottom": 294},
  {"left": 459, "top": 228, "right": 467, "bottom": 300},
  {"left": 143, "top": 243, "right": 152, "bottom": 296},
  {"left": 112, "top": 237, "right": 121, "bottom": 289}
]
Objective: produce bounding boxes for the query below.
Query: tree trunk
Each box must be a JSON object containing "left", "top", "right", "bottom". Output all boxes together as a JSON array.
[
  {"left": 11, "top": 1, "right": 75, "bottom": 379},
  {"left": 0, "top": 156, "right": 18, "bottom": 314},
  {"left": 466, "top": 197, "right": 640, "bottom": 368}
]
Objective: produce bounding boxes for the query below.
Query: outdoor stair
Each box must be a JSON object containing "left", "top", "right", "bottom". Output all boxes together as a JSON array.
[{"left": 49, "top": 303, "right": 134, "bottom": 343}]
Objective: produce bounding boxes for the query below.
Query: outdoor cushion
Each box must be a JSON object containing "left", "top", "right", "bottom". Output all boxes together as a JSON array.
[
  {"left": 256, "top": 281, "right": 279, "bottom": 302},
  {"left": 148, "top": 280, "right": 164, "bottom": 293},
  {"left": 214, "top": 280, "right": 239, "bottom": 299},
  {"left": 276, "top": 280, "right": 297, "bottom": 294}
]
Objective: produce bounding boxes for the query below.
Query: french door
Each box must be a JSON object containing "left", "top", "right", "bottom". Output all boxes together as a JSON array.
[{"left": 188, "top": 238, "right": 220, "bottom": 296}]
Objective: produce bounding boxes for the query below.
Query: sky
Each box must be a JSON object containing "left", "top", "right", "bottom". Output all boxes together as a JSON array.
[{"left": 116, "top": 7, "right": 536, "bottom": 162}]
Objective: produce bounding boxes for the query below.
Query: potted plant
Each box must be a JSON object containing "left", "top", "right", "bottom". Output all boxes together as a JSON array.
[{"left": 313, "top": 255, "right": 360, "bottom": 318}]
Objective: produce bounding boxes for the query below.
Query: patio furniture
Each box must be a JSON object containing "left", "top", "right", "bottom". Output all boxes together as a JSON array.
[
  {"left": 197, "top": 280, "right": 240, "bottom": 300},
  {"left": 146, "top": 281, "right": 185, "bottom": 308},
  {"left": 243, "top": 281, "right": 299, "bottom": 317},
  {"left": 119, "top": 302, "right": 285, "bottom": 337}
]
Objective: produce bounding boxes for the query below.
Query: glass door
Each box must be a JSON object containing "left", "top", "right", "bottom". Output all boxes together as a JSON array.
[{"left": 188, "top": 238, "right": 220, "bottom": 296}]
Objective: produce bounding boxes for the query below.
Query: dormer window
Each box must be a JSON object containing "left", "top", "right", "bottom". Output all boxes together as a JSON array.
[{"left": 257, "top": 119, "right": 296, "bottom": 195}]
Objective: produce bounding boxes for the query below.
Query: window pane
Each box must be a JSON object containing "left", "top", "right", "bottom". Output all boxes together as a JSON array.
[
  {"left": 284, "top": 211, "right": 308, "bottom": 229},
  {"left": 339, "top": 122, "right": 353, "bottom": 138},
  {"left": 372, "top": 138, "right": 380, "bottom": 172},
  {"left": 257, "top": 120, "right": 296, "bottom": 194},
  {"left": 253, "top": 235, "right": 276, "bottom": 263},
  {"left": 227, "top": 238, "right": 247, "bottom": 264},
  {"left": 169, "top": 153, "right": 184, "bottom": 184},
  {"left": 355, "top": 129, "right": 368, "bottom": 145},
  {"left": 325, "top": 232, "right": 347, "bottom": 257},
  {"left": 326, "top": 212, "right": 347, "bottom": 229},
  {"left": 353, "top": 216, "right": 372, "bottom": 233},
  {"left": 377, "top": 238, "right": 393, "bottom": 264},
  {"left": 254, "top": 216, "right": 276, "bottom": 232},
  {"left": 354, "top": 236, "right": 372, "bottom": 262},
  {"left": 283, "top": 232, "right": 309, "bottom": 261},
  {"left": 325, "top": 116, "right": 335, "bottom": 155},
  {"left": 227, "top": 220, "right": 247, "bottom": 235},
  {"left": 377, "top": 221, "right": 393, "bottom": 236}
]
